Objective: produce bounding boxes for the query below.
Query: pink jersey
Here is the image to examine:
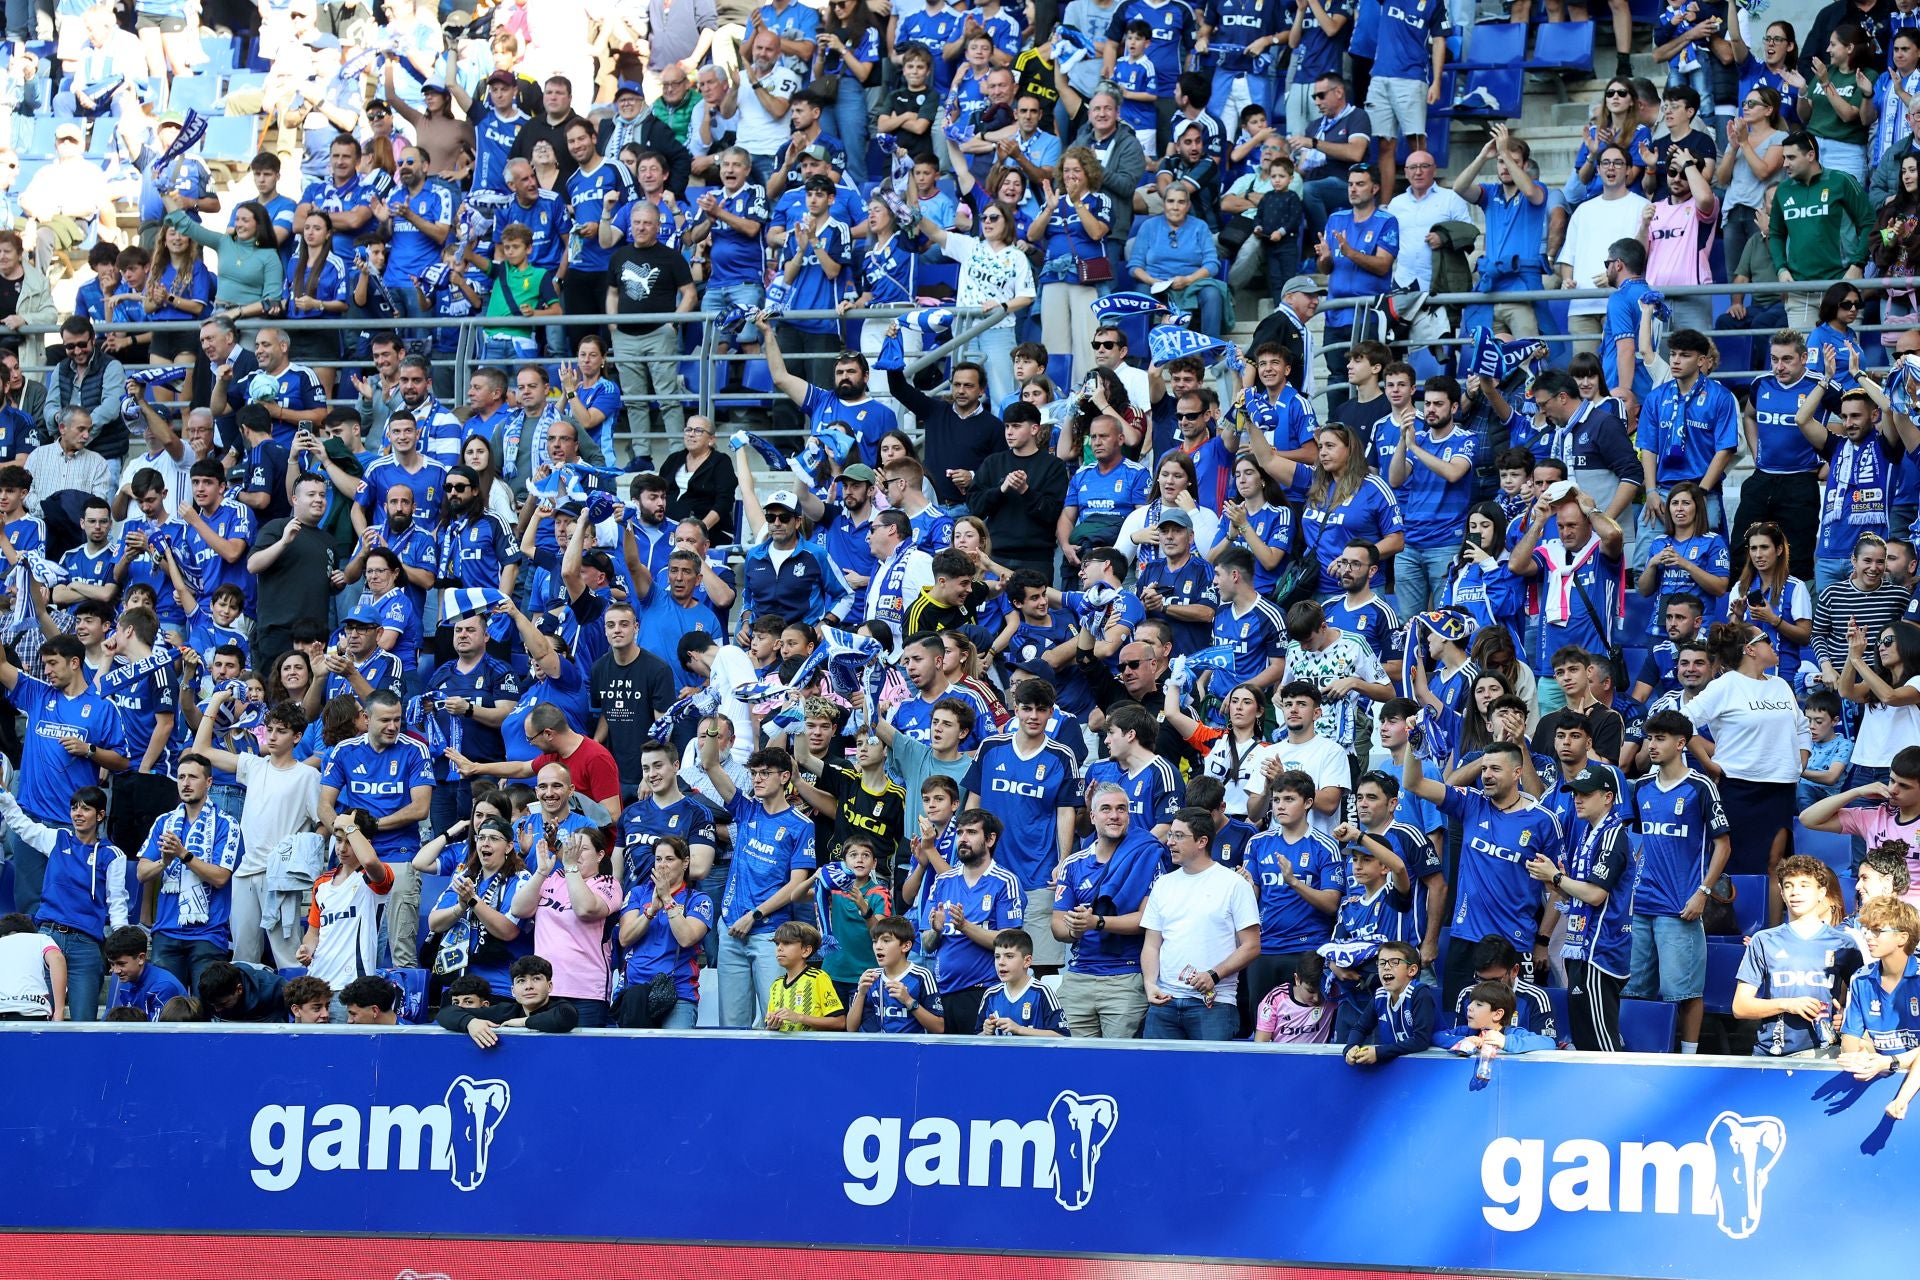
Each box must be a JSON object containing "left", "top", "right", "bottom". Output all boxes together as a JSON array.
[
  {"left": 533, "top": 869, "right": 621, "bottom": 1000},
  {"left": 1645, "top": 196, "right": 1715, "bottom": 288},
  {"left": 1256, "top": 986, "right": 1333, "bottom": 1043},
  {"left": 1834, "top": 804, "right": 1920, "bottom": 908}
]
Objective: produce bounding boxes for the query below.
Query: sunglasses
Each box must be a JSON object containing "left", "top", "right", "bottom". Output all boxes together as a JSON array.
[
  {"left": 445, "top": 483, "right": 472, "bottom": 494},
  {"left": 1311, "top": 89, "right": 1332, "bottom": 100},
  {"left": 368, "top": 110, "right": 390, "bottom": 120},
  {"left": 766, "top": 512, "right": 796, "bottom": 523},
  {"left": 1605, "top": 88, "right": 1631, "bottom": 97},
  {"left": 1841, "top": 298, "right": 1861, "bottom": 309},
  {"left": 1118, "top": 659, "right": 1146, "bottom": 671},
  {"left": 1091, "top": 339, "right": 1119, "bottom": 349},
  {"left": 1176, "top": 410, "right": 1205, "bottom": 420}
]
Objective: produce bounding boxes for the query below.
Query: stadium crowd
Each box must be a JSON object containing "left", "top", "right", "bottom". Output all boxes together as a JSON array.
[{"left": 3, "top": 0, "right": 1920, "bottom": 1078}]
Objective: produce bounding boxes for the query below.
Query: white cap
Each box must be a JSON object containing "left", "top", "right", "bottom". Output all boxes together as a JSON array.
[
  {"left": 1544, "top": 479, "right": 1578, "bottom": 505},
  {"left": 763, "top": 489, "right": 800, "bottom": 511}
]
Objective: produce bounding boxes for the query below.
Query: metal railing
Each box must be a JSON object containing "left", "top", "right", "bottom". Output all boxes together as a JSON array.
[{"left": 12, "top": 303, "right": 994, "bottom": 464}]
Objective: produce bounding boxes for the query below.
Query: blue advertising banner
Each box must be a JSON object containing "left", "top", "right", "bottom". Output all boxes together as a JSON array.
[{"left": 0, "top": 1027, "right": 1904, "bottom": 1276}]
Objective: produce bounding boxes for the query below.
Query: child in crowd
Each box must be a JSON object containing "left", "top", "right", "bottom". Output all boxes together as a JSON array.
[
  {"left": 1436, "top": 980, "right": 1562, "bottom": 1057},
  {"left": 0, "top": 913, "right": 64, "bottom": 1021},
  {"left": 437, "top": 955, "right": 579, "bottom": 1045},
  {"left": 1255, "top": 952, "right": 1333, "bottom": 1043},
  {"left": 1734, "top": 856, "right": 1858, "bottom": 1057},
  {"left": 850, "top": 915, "right": 945, "bottom": 1033},
  {"left": 105, "top": 925, "right": 186, "bottom": 1020},
  {"left": 766, "top": 921, "right": 846, "bottom": 1032},
  {"left": 1798, "top": 690, "right": 1853, "bottom": 810},
  {"left": 1343, "top": 941, "right": 1432, "bottom": 1065},
  {"left": 285, "top": 976, "right": 334, "bottom": 1024},
  {"left": 979, "top": 928, "right": 1064, "bottom": 1036}
]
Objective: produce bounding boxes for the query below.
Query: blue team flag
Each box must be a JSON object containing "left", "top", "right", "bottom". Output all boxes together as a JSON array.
[
  {"left": 121, "top": 364, "right": 189, "bottom": 424},
  {"left": 1148, "top": 323, "right": 1235, "bottom": 368},
  {"left": 440, "top": 587, "right": 508, "bottom": 625},
  {"left": 760, "top": 278, "right": 791, "bottom": 318},
  {"left": 1891, "top": 355, "right": 1920, "bottom": 419},
  {"left": 153, "top": 110, "right": 209, "bottom": 169},
  {"left": 787, "top": 625, "right": 883, "bottom": 697},
  {"left": 874, "top": 328, "right": 906, "bottom": 372},
  {"left": 1169, "top": 645, "right": 1236, "bottom": 695},
  {"left": 1073, "top": 582, "right": 1120, "bottom": 630},
  {"left": 902, "top": 306, "right": 954, "bottom": 336},
  {"left": 650, "top": 686, "right": 721, "bottom": 739},
  {"left": 1054, "top": 24, "right": 1100, "bottom": 61},
  {"left": 145, "top": 529, "right": 202, "bottom": 597},
  {"left": 1091, "top": 292, "right": 1165, "bottom": 322},
  {"left": 337, "top": 47, "right": 379, "bottom": 83},
  {"left": 1462, "top": 328, "right": 1545, "bottom": 381},
  {"left": 729, "top": 430, "right": 789, "bottom": 472},
  {"left": 584, "top": 491, "right": 620, "bottom": 525}
]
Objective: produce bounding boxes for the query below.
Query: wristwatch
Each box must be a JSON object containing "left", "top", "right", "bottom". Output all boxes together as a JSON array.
[
  {"left": 1551, "top": 871, "right": 1565, "bottom": 889},
  {"left": 1206, "top": 968, "right": 1220, "bottom": 984},
  {"left": 1534, "top": 933, "right": 1552, "bottom": 948}
]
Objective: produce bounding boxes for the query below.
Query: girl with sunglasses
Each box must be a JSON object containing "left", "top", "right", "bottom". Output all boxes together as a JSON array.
[
  {"left": 1839, "top": 619, "right": 1920, "bottom": 788},
  {"left": 1809, "top": 281, "right": 1867, "bottom": 389}
]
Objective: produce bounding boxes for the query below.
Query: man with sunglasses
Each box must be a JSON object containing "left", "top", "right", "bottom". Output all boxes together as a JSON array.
[
  {"left": 43, "top": 315, "right": 128, "bottom": 461},
  {"left": 1288, "top": 73, "right": 1372, "bottom": 239}
]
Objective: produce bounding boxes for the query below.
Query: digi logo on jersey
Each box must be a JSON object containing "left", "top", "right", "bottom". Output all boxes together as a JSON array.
[
  {"left": 248, "top": 1076, "right": 511, "bottom": 1193},
  {"left": 1481, "top": 1110, "right": 1786, "bottom": 1240},
  {"left": 843, "top": 1090, "right": 1118, "bottom": 1212}
]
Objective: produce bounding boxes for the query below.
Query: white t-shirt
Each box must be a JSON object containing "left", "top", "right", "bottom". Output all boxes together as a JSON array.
[
  {"left": 306, "top": 864, "right": 392, "bottom": 989},
  {"left": 0, "top": 932, "right": 58, "bottom": 1017},
  {"left": 1680, "top": 670, "right": 1811, "bottom": 784},
  {"left": 1141, "top": 861, "right": 1260, "bottom": 999},
  {"left": 234, "top": 754, "right": 324, "bottom": 876},
  {"left": 1205, "top": 735, "right": 1281, "bottom": 818},
  {"left": 1852, "top": 675, "right": 1920, "bottom": 769},
  {"left": 1555, "top": 192, "right": 1650, "bottom": 318},
  {"left": 946, "top": 234, "right": 1036, "bottom": 329},
  {"left": 735, "top": 64, "right": 804, "bottom": 155},
  {"left": 1271, "top": 732, "right": 1352, "bottom": 840}
]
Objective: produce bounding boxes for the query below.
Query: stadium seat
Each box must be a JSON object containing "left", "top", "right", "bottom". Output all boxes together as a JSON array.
[
  {"left": 21, "top": 114, "right": 55, "bottom": 157},
  {"left": 1794, "top": 821, "right": 1852, "bottom": 873},
  {"left": 416, "top": 874, "right": 451, "bottom": 955},
  {"left": 1528, "top": 21, "right": 1595, "bottom": 75},
  {"left": 1727, "top": 874, "right": 1769, "bottom": 938},
  {"left": 1541, "top": 985, "right": 1571, "bottom": 1047},
  {"left": 1619, "top": 998, "right": 1676, "bottom": 1052},
  {"left": 1704, "top": 941, "right": 1744, "bottom": 1016},
  {"left": 169, "top": 73, "right": 218, "bottom": 116},
  {"left": 1429, "top": 983, "right": 1448, "bottom": 1028},
  {"left": 222, "top": 69, "right": 267, "bottom": 102},
  {"left": 276, "top": 966, "right": 308, "bottom": 981},
  {"left": 1447, "top": 25, "right": 1523, "bottom": 120},
  {"left": 0, "top": 860, "right": 12, "bottom": 913},
  {"left": 198, "top": 32, "right": 240, "bottom": 75},
  {"left": 203, "top": 115, "right": 259, "bottom": 164},
  {"left": 1623, "top": 590, "right": 1655, "bottom": 638}
]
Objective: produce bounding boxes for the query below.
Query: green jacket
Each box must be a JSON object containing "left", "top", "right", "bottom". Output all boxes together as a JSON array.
[{"left": 1767, "top": 167, "right": 1873, "bottom": 280}]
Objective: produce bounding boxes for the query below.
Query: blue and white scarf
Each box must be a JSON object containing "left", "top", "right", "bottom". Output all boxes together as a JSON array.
[
  {"left": 1, "top": 553, "right": 66, "bottom": 634},
  {"left": 156, "top": 803, "right": 225, "bottom": 926}
]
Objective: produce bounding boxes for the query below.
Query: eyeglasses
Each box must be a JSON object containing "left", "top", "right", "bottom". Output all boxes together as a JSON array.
[
  {"left": 1869, "top": 926, "right": 1911, "bottom": 938},
  {"left": 1598, "top": 158, "right": 1627, "bottom": 168},
  {"left": 1091, "top": 339, "right": 1119, "bottom": 350},
  {"left": 1743, "top": 98, "right": 1764, "bottom": 108},
  {"left": 882, "top": 475, "right": 906, "bottom": 488},
  {"left": 1763, "top": 32, "right": 1788, "bottom": 41},
  {"left": 1605, "top": 87, "right": 1631, "bottom": 97},
  {"left": 1376, "top": 958, "right": 1410, "bottom": 969}
]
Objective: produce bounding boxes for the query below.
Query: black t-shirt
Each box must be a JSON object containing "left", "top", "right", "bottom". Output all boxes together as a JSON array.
[
  {"left": 607, "top": 243, "right": 693, "bottom": 335},
  {"left": 1330, "top": 393, "right": 1386, "bottom": 450},
  {"left": 1530, "top": 705, "right": 1627, "bottom": 767},
  {"left": 818, "top": 763, "right": 907, "bottom": 874},
  {"left": 589, "top": 647, "right": 678, "bottom": 785},
  {"left": 884, "top": 86, "right": 942, "bottom": 162},
  {"left": 252, "top": 520, "right": 335, "bottom": 637}
]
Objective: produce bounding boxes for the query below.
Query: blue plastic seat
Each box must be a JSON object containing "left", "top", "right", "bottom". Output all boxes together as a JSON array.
[
  {"left": 168, "top": 72, "right": 218, "bottom": 116},
  {"left": 1448, "top": 25, "right": 1524, "bottom": 120},
  {"left": 1727, "top": 874, "right": 1769, "bottom": 939},
  {"left": 199, "top": 32, "right": 240, "bottom": 75},
  {"left": 416, "top": 873, "right": 451, "bottom": 957},
  {"left": 1704, "top": 941, "right": 1745, "bottom": 1016},
  {"left": 1623, "top": 590, "right": 1655, "bottom": 638},
  {"left": 203, "top": 115, "right": 259, "bottom": 163},
  {"left": 1529, "top": 20, "right": 1595, "bottom": 74},
  {"left": 276, "top": 966, "right": 309, "bottom": 981},
  {"left": 1619, "top": 998, "right": 1677, "bottom": 1052},
  {"left": 1794, "top": 821, "right": 1853, "bottom": 873}
]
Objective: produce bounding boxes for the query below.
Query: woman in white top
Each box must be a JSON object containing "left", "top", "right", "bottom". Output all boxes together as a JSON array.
[
  {"left": 1115, "top": 451, "right": 1222, "bottom": 578},
  {"left": 1685, "top": 621, "right": 1812, "bottom": 882},
  {"left": 1839, "top": 619, "right": 1920, "bottom": 784},
  {"left": 1163, "top": 682, "right": 1279, "bottom": 819},
  {"left": 920, "top": 145, "right": 1037, "bottom": 413}
]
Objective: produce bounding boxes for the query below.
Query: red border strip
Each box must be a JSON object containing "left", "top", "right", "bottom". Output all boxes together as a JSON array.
[{"left": 0, "top": 1235, "right": 1491, "bottom": 1280}]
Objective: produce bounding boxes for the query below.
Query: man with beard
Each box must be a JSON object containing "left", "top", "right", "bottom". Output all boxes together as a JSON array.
[
  {"left": 388, "top": 355, "right": 466, "bottom": 470},
  {"left": 1320, "top": 539, "right": 1401, "bottom": 675},
  {"left": 348, "top": 412, "right": 447, "bottom": 528},
  {"left": 921, "top": 808, "right": 1024, "bottom": 1034},
  {"left": 636, "top": 549, "right": 724, "bottom": 694},
  {"left": 884, "top": 358, "right": 1000, "bottom": 510},
  {"left": 492, "top": 364, "right": 606, "bottom": 500},
  {"left": 761, "top": 319, "right": 897, "bottom": 466},
  {"left": 432, "top": 466, "right": 525, "bottom": 663}
]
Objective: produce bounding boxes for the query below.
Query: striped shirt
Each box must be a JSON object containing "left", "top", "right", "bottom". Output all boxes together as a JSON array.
[{"left": 1812, "top": 579, "right": 1907, "bottom": 670}]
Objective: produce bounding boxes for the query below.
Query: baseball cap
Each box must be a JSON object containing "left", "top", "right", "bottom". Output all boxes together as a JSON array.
[
  {"left": 802, "top": 143, "right": 832, "bottom": 162},
  {"left": 581, "top": 548, "right": 617, "bottom": 577},
  {"left": 616, "top": 80, "right": 644, "bottom": 99},
  {"left": 158, "top": 110, "right": 185, "bottom": 128},
  {"left": 1566, "top": 766, "right": 1618, "bottom": 795},
  {"left": 344, "top": 599, "right": 381, "bottom": 628},
  {"left": 763, "top": 489, "right": 800, "bottom": 512},
  {"left": 1281, "top": 274, "right": 1323, "bottom": 297},
  {"left": 840, "top": 463, "right": 878, "bottom": 483},
  {"left": 303, "top": 32, "right": 341, "bottom": 49},
  {"left": 53, "top": 122, "right": 82, "bottom": 142},
  {"left": 1156, "top": 509, "right": 1195, "bottom": 530},
  {"left": 486, "top": 69, "right": 517, "bottom": 88},
  {"left": 423, "top": 82, "right": 449, "bottom": 95}
]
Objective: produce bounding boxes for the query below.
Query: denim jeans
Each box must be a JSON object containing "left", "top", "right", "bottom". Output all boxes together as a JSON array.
[
  {"left": 1142, "top": 995, "right": 1239, "bottom": 1040},
  {"left": 151, "top": 934, "right": 228, "bottom": 992},
  {"left": 41, "top": 924, "right": 103, "bottom": 1020},
  {"left": 430, "top": 777, "right": 475, "bottom": 837},
  {"left": 830, "top": 76, "right": 870, "bottom": 184},
  {"left": 1395, "top": 543, "right": 1456, "bottom": 617},
  {"left": 718, "top": 927, "right": 782, "bottom": 1028},
  {"left": 1815, "top": 557, "right": 1853, "bottom": 600},
  {"left": 962, "top": 325, "right": 1019, "bottom": 415}
]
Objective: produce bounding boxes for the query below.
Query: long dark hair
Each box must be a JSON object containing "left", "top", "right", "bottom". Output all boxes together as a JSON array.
[
  {"left": 1458, "top": 672, "right": 1517, "bottom": 754},
  {"left": 1868, "top": 620, "right": 1920, "bottom": 705},
  {"left": 293, "top": 208, "right": 335, "bottom": 299},
  {"left": 235, "top": 200, "right": 277, "bottom": 250}
]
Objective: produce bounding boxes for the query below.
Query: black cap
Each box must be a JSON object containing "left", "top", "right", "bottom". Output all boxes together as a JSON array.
[{"left": 1566, "top": 766, "right": 1617, "bottom": 795}]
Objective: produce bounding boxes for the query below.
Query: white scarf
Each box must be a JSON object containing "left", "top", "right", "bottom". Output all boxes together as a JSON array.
[
  {"left": 157, "top": 803, "right": 226, "bottom": 927},
  {"left": 1537, "top": 535, "right": 1602, "bottom": 628}
]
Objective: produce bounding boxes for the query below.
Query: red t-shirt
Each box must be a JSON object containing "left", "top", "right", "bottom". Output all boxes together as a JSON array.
[{"left": 532, "top": 737, "right": 623, "bottom": 808}]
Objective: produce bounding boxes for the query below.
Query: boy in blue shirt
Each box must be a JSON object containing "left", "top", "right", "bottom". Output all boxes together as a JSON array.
[
  {"left": 979, "top": 927, "right": 1066, "bottom": 1035},
  {"left": 104, "top": 925, "right": 186, "bottom": 1020},
  {"left": 1112, "top": 21, "right": 1160, "bottom": 152},
  {"left": 1735, "top": 854, "right": 1860, "bottom": 1057},
  {"left": 849, "top": 914, "right": 945, "bottom": 1032},
  {"left": 1344, "top": 940, "right": 1433, "bottom": 1064},
  {"left": 1840, "top": 895, "right": 1920, "bottom": 1072},
  {"left": 1435, "top": 979, "right": 1561, "bottom": 1057}
]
